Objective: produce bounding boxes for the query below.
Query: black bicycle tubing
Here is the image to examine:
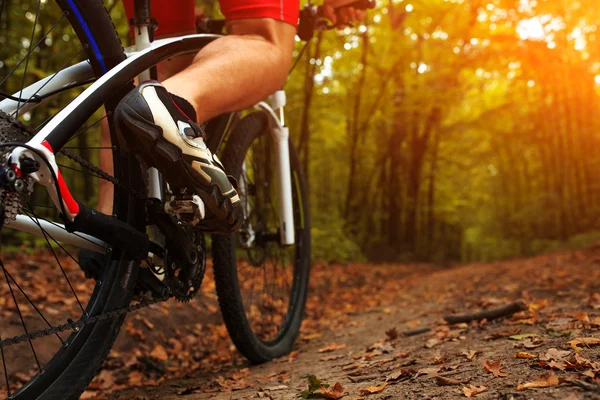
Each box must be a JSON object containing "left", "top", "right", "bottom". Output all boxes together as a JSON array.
[{"left": 56, "top": 0, "right": 126, "bottom": 74}]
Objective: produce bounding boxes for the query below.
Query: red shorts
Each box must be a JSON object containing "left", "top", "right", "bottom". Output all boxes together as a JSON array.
[{"left": 123, "top": 0, "right": 299, "bottom": 37}]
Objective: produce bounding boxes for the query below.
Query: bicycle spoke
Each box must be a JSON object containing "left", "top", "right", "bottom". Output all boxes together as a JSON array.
[
  {"left": 2, "top": 265, "right": 64, "bottom": 345},
  {"left": 23, "top": 208, "right": 85, "bottom": 269},
  {"left": 15, "top": 0, "right": 43, "bottom": 113},
  {"left": 1, "top": 260, "right": 42, "bottom": 371},
  {"left": 0, "top": 334, "right": 9, "bottom": 397},
  {"left": 0, "top": 11, "right": 66, "bottom": 88},
  {"left": 22, "top": 208, "right": 108, "bottom": 250},
  {"left": 57, "top": 163, "right": 104, "bottom": 180},
  {"left": 15, "top": 47, "right": 85, "bottom": 117},
  {"left": 25, "top": 210, "right": 85, "bottom": 314},
  {"left": 66, "top": 113, "right": 109, "bottom": 143}
]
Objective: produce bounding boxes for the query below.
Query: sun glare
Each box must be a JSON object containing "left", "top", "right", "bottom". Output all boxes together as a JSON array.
[{"left": 517, "top": 18, "right": 546, "bottom": 40}]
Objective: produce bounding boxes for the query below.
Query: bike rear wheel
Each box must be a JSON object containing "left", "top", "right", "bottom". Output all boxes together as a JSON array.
[
  {"left": 213, "top": 111, "right": 311, "bottom": 362},
  {"left": 0, "top": 1, "right": 144, "bottom": 399}
]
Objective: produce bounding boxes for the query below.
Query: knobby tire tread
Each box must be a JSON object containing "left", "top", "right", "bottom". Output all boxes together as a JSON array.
[
  {"left": 212, "top": 112, "right": 311, "bottom": 363},
  {"left": 15, "top": 1, "right": 133, "bottom": 399}
]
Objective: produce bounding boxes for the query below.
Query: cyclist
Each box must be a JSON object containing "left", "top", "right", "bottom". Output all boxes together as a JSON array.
[{"left": 116, "top": 0, "right": 365, "bottom": 232}]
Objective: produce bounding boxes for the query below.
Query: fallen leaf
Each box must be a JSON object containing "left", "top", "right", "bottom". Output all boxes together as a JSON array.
[
  {"left": 406, "top": 319, "right": 421, "bottom": 329},
  {"left": 319, "top": 343, "right": 347, "bottom": 353},
  {"left": 462, "top": 385, "right": 486, "bottom": 397},
  {"left": 425, "top": 338, "right": 440, "bottom": 348},
  {"left": 567, "top": 337, "right": 600, "bottom": 352},
  {"left": 319, "top": 382, "right": 345, "bottom": 399},
  {"left": 483, "top": 360, "right": 508, "bottom": 377},
  {"left": 358, "top": 383, "right": 388, "bottom": 395},
  {"left": 385, "top": 328, "right": 399, "bottom": 340},
  {"left": 264, "top": 385, "right": 288, "bottom": 391},
  {"left": 515, "top": 352, "right": 536, "bottom": 359},
  {"left": 299, "top": 375, "right": 329, "bottom": 399},
  {"left": 523, "top": 338, "right": 545, "bottom": 349},
  {"left": 573, "top": 312, "right": 590, "bottom": 322},
  {"left": 320, "top": 354, "right": 345, "bottom": 362},
  {"left": 288, "top": 351, "right": 300, "bottom": 361},
  {"left": 508, "top": 333, "right": 539, "bottom": 341},
  {"left": 385, "top": 369, "right": 414, "bottom": 382},
  {"left": 516, "top": 371, "right": 559, "bottom": 390},
  {"left": 140, "top": 317, "right": 154, "bottom": 330},
  {"left": 150, "top": 344, "right": 168, "bottom": 361},
  {"left": 485, "top": 328, "right": 521, "bottom": 340},
  {"left": 546, "top": 360, "right": 567, "bottom": 371},
  {"left": 435, "top": 376, "right": 463, "bottom": 386},
  {"left": 462, "top": 350, "right": 478, "bottom": 361},
  {"left": 540, "top": 348, "right": 571, "bottom": 361},
  {"left": 415, "top": 367, "right": 441, "bottom": 378}
]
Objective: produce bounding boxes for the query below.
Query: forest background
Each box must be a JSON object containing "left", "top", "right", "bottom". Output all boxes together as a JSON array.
[{"left": 2, "top": 0, "right": 600, "bottom": 264}]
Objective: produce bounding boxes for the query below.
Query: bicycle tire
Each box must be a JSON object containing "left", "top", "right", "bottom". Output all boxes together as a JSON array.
[
  {"left": 1, "top": 1, "right": 142, "bottom": 399},
  {"left": 212, "top": 111, "right": 311, "bottom": 362}
]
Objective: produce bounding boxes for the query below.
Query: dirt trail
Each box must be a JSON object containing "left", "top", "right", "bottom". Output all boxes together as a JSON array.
[{"left": 96, "top": 246, "right": 600, "bottom": 400}]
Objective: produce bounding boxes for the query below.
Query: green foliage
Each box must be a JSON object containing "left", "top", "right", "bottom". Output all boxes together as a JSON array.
[
  {"left": 298, "top": 374, "right": 329, "bottom": 399},
  {"left": 3, "top": 0, "right": 600, "bottom": 264},
  {"left": 311, "top": 211, "right": 364, "bottom": 263}
]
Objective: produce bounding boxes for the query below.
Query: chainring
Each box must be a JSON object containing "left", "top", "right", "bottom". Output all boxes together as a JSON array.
[{"left": 164, "top": 230, "right": 207, "bottom": 302}]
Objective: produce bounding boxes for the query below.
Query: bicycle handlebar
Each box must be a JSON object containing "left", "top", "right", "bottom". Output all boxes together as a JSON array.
[
  {"left": 196, "top": 0, "right": 376, "bottom": 41},
  {"left": 298, "top": 0, "right": 376, "bottom": 41}
]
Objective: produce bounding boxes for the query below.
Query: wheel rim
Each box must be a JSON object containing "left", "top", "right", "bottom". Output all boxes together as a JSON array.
[
  {"left": 235, "top": 132, "right": 308, "bottom": 345},
  {"left": 0, "top": 2, "right": 132, "bottom": 397}
]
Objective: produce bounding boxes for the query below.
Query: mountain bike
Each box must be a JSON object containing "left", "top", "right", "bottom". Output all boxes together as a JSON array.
[{"left": 0, "top": 0, "right": 373, "bottom": 398}]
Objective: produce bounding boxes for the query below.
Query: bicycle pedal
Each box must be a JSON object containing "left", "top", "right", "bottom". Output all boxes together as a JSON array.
[{"left": 164, "top": 194, "right": 205, "bottom": 226}]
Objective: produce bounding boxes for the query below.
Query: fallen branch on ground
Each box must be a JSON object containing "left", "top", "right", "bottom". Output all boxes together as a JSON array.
[
  {"left": 570, "top": 380, "right": 600, "bottom": 393},
  {"left": 403, "top": 327, "right": 432, "bottom": 336},
  {"left": 443, "top": 301, "right": 526, "bottom": 324}
]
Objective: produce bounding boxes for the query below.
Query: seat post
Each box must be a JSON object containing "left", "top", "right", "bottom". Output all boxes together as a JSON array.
[
  {"left": 132, "top": 0, "right": 155, "bottom": 38},
  {"left": 131, "top": 0, "right": 164, "bottom": 202}
]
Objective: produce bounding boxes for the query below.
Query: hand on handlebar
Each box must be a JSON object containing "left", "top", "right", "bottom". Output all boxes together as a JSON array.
[{"left": 320, "top": 1, "right": 367, "bottom": 28}]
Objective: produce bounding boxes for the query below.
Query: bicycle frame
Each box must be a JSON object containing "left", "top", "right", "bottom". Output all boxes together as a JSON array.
[{"left": 2, "top": 32, "right": 296, "bottom": 252}]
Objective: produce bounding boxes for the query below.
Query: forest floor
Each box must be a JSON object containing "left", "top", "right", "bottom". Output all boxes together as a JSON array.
[{"left": 89, "top": 245, "right": 600, "bottom": 400}]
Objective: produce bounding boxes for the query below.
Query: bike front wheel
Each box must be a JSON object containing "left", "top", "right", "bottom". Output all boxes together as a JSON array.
[{"left": 212, "top": 111, "right": 311, "bottom": 362}]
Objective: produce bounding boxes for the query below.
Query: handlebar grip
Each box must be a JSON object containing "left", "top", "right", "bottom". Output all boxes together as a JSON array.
[
  {"left": 330, "top": 0, "right": 377, "bottom": 10},
  {"left": 337, "top": 0, "right": 376, "bottom": 10}
]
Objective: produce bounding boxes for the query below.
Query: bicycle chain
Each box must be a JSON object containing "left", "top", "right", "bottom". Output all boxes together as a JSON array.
[
  {"left": 59, "top": 148, "right": 148, "bottom": 200},
  {"left": 0, "top": 112, "right": 170, "bottom": 348},
  {"left": 0, "top": 295, "right": 172, "bottom": 349}
]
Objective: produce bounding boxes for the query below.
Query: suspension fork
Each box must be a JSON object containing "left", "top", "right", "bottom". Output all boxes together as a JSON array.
[{"left": 256, "top": 90, "right": 296, "bottom": 246}]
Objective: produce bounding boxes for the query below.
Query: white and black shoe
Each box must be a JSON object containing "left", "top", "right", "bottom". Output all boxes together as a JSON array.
[{"left": 115, "top": 81, "right": 241, "bottom": 232}]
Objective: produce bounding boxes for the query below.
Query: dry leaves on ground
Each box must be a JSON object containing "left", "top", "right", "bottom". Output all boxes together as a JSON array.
[
  {"left": 462, "top": 350, "right": 478, "bottom": 361},
  {"left": 462, "top": 385, "right": 487, "bottom": 397},
  {"left": 358, "top": 382, "right": 388, "bottom": 395},
  {"left": 318, "top": 343, "right": 347, "bottom": 353},
  {"left": 319, "top": 382, "right": 346, "bottom": 399},
  {"left": 514, "top": 352, "right": 536, "bottom": 359},
  {"left": 482, "top": 360, "right": 508, "bottom": 377},
  {"left": 435, "top": 376, "right": 464, "bottom": 386},
  {"left": 516, "top": 371, "right": 559, "bottom": 390},
  {"left": 567, "top": 337, "right": 600, "bottom": 352}
]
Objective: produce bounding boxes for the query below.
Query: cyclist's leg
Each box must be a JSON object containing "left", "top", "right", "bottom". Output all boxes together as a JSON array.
[
  {"left": 162, "top": 17, "right": 297, "bottom": 123},
  {"left": 113, "top": 1, "right": 298, "bottom": 229},
  {"left": 97, "top": 1, "right": 198, "bottom": 215}
]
